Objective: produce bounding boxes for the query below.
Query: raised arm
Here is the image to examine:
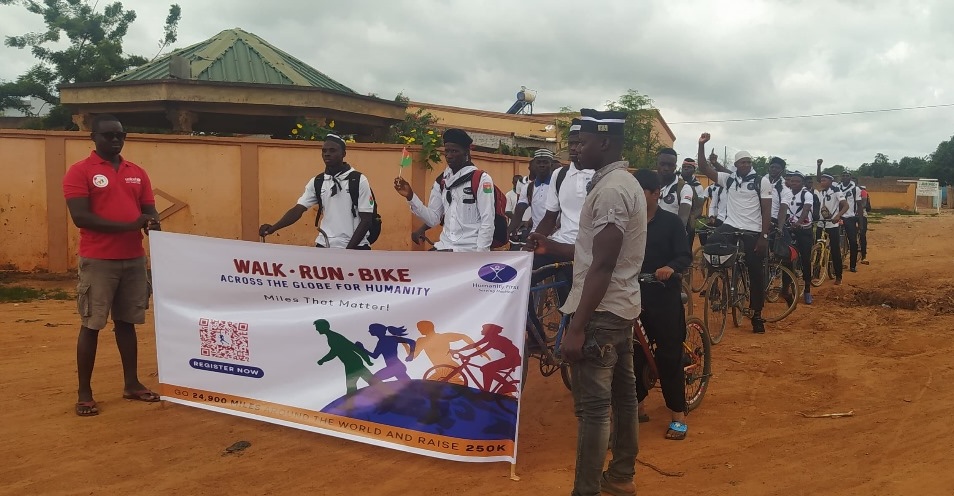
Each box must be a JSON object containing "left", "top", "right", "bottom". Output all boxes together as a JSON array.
[{"left": 697, "top": 133, "right": 719, "bottom": 183}]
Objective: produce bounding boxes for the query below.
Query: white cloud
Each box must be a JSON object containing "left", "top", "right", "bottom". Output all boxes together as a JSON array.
[{"left": 1, "top": 0, "right": 952, "bottom": 169}]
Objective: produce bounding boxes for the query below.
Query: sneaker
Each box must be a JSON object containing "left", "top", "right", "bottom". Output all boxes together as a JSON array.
[
  {"left": 835, "top": 278, "right": 842, "bottom": 285},
  {"left": 850, "top": 267, "right": 857, "bottom": 273},
  {"left": 860, "top": 258, "right": 870, "bottom": 265},
  {"left": 804, "top": 293, "right": 813, "bottom": 305},
  {"left": 600, "top": 472, "right": 637, "bottom": 496},
  {"left": 752, "top": 315, "right": 766, "bottom": 334}
]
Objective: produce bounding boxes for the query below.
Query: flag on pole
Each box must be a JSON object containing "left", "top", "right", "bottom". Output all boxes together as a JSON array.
[{"left": 399, "top": 147, "right": 413, "bottom": 177}]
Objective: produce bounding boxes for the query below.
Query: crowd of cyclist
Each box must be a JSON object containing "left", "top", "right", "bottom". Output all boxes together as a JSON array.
[{"left": 260, "top": 123, "right": 872, "bottom": 496}]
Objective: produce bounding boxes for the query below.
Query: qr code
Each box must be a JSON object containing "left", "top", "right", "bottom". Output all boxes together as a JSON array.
[{"left": 199, "top": 318, "right": 250, "bottom": 362}]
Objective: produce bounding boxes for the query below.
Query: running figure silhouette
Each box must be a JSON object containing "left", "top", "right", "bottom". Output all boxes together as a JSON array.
[
  {"left": 408, "top": 320, "right": 484, "bottom": 367},
  {"left": 314, "top": 319, "right": 382, "bottom": 395},
  {"left": 357, "top": 324, "right": 417, "bottom": 382}
]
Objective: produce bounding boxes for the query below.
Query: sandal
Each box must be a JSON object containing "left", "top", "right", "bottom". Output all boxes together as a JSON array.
[
  {"left": 638, "top": 413, "right": 650, "bottom": 423},
  {"left": 75, "top": 400, "right": 99, "bottom": 417},
  {"left": 665, "top": 421, "right": 688, "bottom": 440},
  {"left": 123, "top": 389, "right": 160, "bottom": 402}
]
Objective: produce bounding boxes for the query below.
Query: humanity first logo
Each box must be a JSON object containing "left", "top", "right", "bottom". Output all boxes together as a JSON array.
[{"left": 474, "top": 263, "right": 519, "bottom": 293}]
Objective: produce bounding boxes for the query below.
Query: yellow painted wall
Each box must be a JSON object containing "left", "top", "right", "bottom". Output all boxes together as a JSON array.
[
  {"left": 0, "top": 138, "right": 48, "bottom": 270},
  {"left": 0, "top": 130, "right": 532, "bottom": 271}
]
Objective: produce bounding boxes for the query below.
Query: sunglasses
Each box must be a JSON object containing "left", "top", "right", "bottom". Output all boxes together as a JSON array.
[{"left": 96, "top": 132, "right": 127, "bottom": 140}]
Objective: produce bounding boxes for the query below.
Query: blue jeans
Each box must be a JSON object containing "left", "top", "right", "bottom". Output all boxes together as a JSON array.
[{"left": 570, "top": 311, "right": 638, "bottom": 496}]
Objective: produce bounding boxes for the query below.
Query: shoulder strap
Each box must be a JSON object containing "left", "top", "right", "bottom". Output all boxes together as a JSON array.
[
  {"left": 555, "top": 166, "right": 569, "bottom": 193},
  {"left": 526, "top": 181, "right": 535, "bottom": 206},
  {"left": 468, "top": 169, "right": 484, "bottom": 201},
  {"left": 347, "top": 171, "right": 361, "bottom": 218},
  {"left": 313, "top": 174, "right": 325, "bottom": 227}
]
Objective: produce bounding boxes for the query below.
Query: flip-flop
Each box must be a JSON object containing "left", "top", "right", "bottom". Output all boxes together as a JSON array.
[
  {"left": 75, "top": 401, "right": 99, "bottom": 417},
  {"left": 666, "top": 421, "right": 688, "bottom": 440},
  {"left": 123, "top": 389, "right": 160, "bottom": 402},
  {"left": 638, "top": 413, "right": 650, "bottom": 423}
]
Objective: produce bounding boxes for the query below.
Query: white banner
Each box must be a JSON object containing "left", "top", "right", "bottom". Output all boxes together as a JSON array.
[
  {"left": 149, "top": 232, "right": 532, "bottom": 463},
  {"left": 916, "top": 180, "right": 939, "bottom": 196}
]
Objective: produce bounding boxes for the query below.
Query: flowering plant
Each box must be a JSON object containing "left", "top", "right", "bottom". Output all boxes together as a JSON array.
[
  {"left": 288, "top": 118, "right": 355, "bottom": 143},
  {"left": 387, "top": 109, "right": 442, "bottom": 170}
]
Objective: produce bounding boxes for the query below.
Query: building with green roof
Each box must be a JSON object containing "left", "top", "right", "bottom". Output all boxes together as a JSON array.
[{"left": 59, "top": 28, "right": 405, "bottom": 137}]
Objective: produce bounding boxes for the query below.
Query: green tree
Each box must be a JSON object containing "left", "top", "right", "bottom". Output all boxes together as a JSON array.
[
  {"left": 822, "top": 164, "right": 847, "bottom": 176},
  {"left": 0, "top": 0, "right": 181, "bottom": 128},
  {"left": 897, "top": 156, "right": 929, "bottom": 177},
  {"left": 605, "top": 89, "right": 661, "bottom": 169},
  {"left": 752, "top": 156, "right": 769, "bottom": 176},
  {"left": 928, "top": 135, "right": 954, "bottom": 186}
]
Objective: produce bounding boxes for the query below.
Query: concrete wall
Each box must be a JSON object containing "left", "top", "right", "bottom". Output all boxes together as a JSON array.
[{"left": 0, "top": 130, "right": 529, "bottom": 272}]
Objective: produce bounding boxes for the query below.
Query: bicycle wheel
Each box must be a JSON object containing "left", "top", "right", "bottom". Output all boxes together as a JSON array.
[
  {"left": 810, "top": 242, "right": 827, "bottom": 287},
  {"left": 682, "top": 277, "right": 694, "bottom": 316},
  {"left": 762, "top": 263, "right": 798, "bottom": 322},
  {"left": 690, "top": 246, "right": 707, "bottom": 292},
  {"left": 684, "top": 317, "right": 712, "bottom": 412},
  {"left": 731, "top": 267, "right": 750, "bottom": 328},
  {"left": 534, "top": 282, "right": 562, "bottom": 343},
  {"left": 702, "top": 271, "right": 728, "bottom": 344},
  {"left": 423, "top": 365, "right": 468, "bottom": 387}
]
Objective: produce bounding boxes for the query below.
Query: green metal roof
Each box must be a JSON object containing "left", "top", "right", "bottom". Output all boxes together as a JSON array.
[{"left": 110, "top": 28, "right": 355, "bottom": 93}]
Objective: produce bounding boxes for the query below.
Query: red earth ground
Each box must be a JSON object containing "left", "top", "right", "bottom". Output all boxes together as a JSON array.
[{"left": 2, "top": 212, "right": 953, "bottom": 495}]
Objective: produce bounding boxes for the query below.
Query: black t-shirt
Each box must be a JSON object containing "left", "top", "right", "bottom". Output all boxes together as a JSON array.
[{"left": 640, "top": 208, "right": 692, "bottom": 290}]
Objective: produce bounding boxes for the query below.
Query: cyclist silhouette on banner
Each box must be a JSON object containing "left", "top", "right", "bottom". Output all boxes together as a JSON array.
[
  {"left": 453, "top": 324, "right": 521, "bottom": 394},
  {"left": 314, "top": 319, "right": 382, "bottom": 395},
  {"left": 356, "top": 323, "right": 417, "bottom": 382}
]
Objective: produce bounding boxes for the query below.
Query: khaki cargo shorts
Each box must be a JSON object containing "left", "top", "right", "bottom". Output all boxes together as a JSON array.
[{"left": 76, "top": 256, "right": 150, "bottom": 331}]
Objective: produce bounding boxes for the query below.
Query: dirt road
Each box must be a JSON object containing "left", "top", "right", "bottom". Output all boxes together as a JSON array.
[{"left": 2, "top": 212, "right": 953, "bottom": 495}]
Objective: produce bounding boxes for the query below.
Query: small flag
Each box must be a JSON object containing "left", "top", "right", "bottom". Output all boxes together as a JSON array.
[{"left": 400, "top": 147, "right": 412, "bottom": 168}]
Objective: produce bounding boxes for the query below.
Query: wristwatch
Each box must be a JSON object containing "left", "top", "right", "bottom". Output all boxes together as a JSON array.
[{"left": 761, "top": 233, "right": 768, "bottom": 239}]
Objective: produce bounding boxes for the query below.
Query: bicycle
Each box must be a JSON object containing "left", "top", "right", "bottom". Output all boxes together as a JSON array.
[
  {"left": 635, "top": 273, "right": 712, "bottom": 412},
  {"left": 422, "top": 351, "right": 521, "bottom": 397},
  {"left": 523, "top": 262, "right": 574, "bottom": 390},
  {"left": 700, "top": 231, "right": 752, "bottom": 344},
  {"left": 809, "top": 220, "right": 830, "bottom": 287},
  {"left": 689, "top": 225, "right": 716, "bottom": 293},
  {"left": 762, "top": 229, "right": 800, "bottom": 322}
]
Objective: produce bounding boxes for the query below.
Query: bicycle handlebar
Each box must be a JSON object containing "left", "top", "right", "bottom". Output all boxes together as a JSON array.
[
  {"left": 637, "top": 272, "right": 682, "bottom": 284},
  {"left": 531, "top": 262, "right": 574, "bottom": 275}
]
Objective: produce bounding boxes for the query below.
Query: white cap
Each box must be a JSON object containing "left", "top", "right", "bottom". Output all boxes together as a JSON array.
[{"left": 734, "top": 150, "right": 753, "bottom": 163}]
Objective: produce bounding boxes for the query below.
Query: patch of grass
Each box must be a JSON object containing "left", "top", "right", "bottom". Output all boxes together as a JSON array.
[
  {"left": 0, "top": 285, "right": 71, "bottom": 303},
  {"left": 872, "top": 208, "right": 918, "bottom": 216}
]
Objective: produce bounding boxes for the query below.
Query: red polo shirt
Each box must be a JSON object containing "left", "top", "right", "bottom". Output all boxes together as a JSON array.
[{"left": 63, "top": 151, "right": 156, "bottom": 259}]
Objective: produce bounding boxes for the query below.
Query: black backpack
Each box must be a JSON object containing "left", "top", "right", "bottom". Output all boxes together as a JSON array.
[
  {"left": 725, "top": 173, "right": 763, "bottom": 195},
  {"left": 810, "top": 190, "right": 821, "bottom": 220},
  {"left": 436, "top": 168, "right": 509, "bottom": 249},
  {"left": 312, "top": 170, "right": 382, "bottom": 244}
]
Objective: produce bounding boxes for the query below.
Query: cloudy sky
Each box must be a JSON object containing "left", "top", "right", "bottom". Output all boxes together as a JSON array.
[{"left": 2, "top": 0, "right": 953, "bottom": 172}]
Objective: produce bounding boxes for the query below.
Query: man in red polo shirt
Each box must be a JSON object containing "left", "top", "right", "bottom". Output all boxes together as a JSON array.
[{"left": 62, "top": 114, "right": 161, "bottom": 417}]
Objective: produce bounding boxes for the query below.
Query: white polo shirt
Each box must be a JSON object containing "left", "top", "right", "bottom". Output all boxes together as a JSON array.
[
  {"left": 408, "top": 165, "right": 496, "bottom": 252},
  {"left": 704, "top": 183, "right": 726, "bottom": 221},
  {"left": 817, "top": 187, "right": 845, "bottom": 228},
  {"left": 514, "top": 177, "right": 531, "bottom": 222},
  {"left": 769, "top": 176, "right": 785, "bottom": 219},
  {"left": 658, "top": 176, "right": 694, "bottom": 216},
  {"left": 780, "top": 187, "right": 815, "bottom": 228},
  {"left": 517, "top": 180, "right": 550, "bottom": 229},
  {"left": 296, "top": 167, "right": 373, "bottom": 248},
  {"left": 544, "top": 163, "right": 595, "bottom": 244},
  {"left": 836, "top": 181, "right": 861, "bottom": 218},
  {"left": 716, "top": 171, "right": 773, "bottom": 232}
]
